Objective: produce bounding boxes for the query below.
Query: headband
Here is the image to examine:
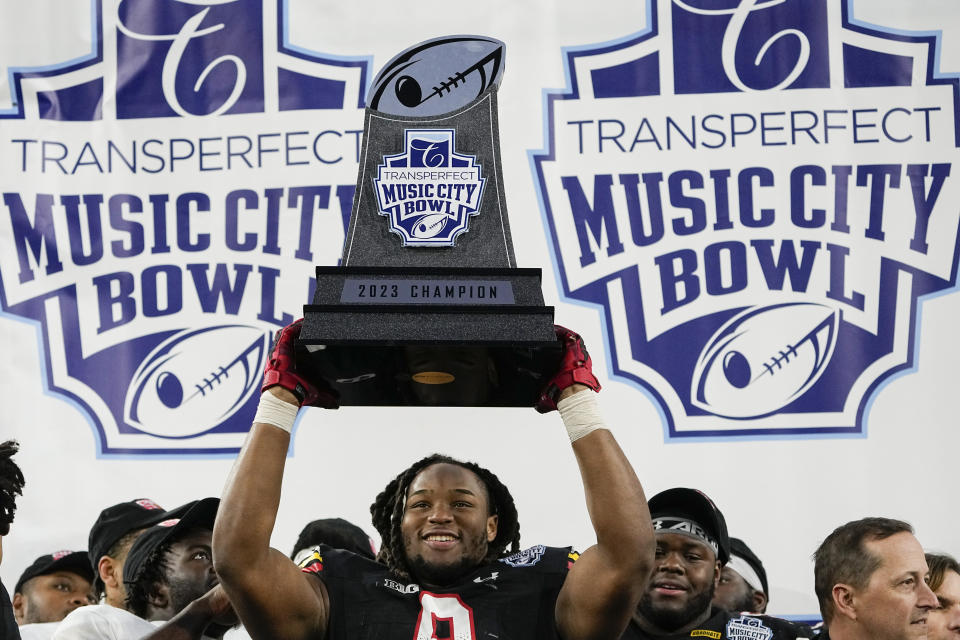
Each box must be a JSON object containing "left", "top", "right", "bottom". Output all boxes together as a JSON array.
[
  {"left": 652, "top": 517, "right": 719, "bottom": 557},
  {"left": 727, "top": 554, "right": 765, "bottom": 594}
]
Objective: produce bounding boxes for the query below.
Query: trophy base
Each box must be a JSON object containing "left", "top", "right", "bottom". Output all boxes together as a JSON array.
[
  {"left": 293, "top": 342, "right": 561, "bottom": 407},
  {"left": 299, "top": 266, "right": 561, "bottom": 407}
]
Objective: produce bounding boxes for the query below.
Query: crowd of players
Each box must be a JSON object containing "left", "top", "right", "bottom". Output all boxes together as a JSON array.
[{"left": 0, "top": 321, "right": 957, "bottom": 640}]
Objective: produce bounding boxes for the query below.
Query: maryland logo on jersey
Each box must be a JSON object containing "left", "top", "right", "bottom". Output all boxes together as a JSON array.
[{"left": 296, "top": 546, "right": 325, "bottom": 575}]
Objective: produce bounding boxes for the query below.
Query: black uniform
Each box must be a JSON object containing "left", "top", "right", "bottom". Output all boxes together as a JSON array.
[
  {"left": 299, "top": 544, "right": 577, "bottom": 640},
  {"left": 1, "top": 579, "right": 21, "bottom": 640},
  {"left": 620, "top": 608, "right": 817, "bottom": 640}
]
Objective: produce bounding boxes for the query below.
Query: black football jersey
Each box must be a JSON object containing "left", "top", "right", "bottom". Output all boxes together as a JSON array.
[
  {"left": 620, "top": 608, "right": 817, "bottom": 640},
  {"left": 1, "top": 579, "right": 21, "bottom": 640},
  {"left": 299, "top": 544, "right": 578, "bottom": 640}
]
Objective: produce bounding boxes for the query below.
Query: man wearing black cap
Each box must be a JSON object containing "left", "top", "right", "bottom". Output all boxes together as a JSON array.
[
  {"left": 48, "top": 498, "right": 174, "bottom": 639},
  {"left": 713, "top": 538, "right": 768, "bottom": 614},
  {"left": 53, "top": 498, "right": 235, "bottom": 640},
  {"left": 13, "top": 551, "right": 96, "bottom": 626},
  {"left": 123, "top": 499, "right": 222, "bottom": 623},
  {"left": 85, "top": 498, "right": 169, "bottom": 609},
  {"left": 289, "top": 518, "right": 376, "bottom": 561},
  {"left": 621, "top": 487, "right": 815, "bottom": 639}
]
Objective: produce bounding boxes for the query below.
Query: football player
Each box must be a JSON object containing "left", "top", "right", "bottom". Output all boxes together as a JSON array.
[
  {"left": 925, "top": 552, "right": 960, "bottom": 640},
  {"left": 53, "top": 499, "right": 236, "bottom": 640},
  {"left": 13, "top": 551, "right": 96, "bottom": 626},
  {"left": 813, "top": 517, "right": 937, "bottom": 640},
  {"left": 85, "top": 498, "right": 172, "bottom": 610},
  {"left": 289, "top": 518, "right": 375, "bottom": 561},
  {"left": 712, "top": 537, "right": 768, "bottom": 614},
  {"left": 1, "top": 440, "right": 26, "bottom": 640},
  {"left": 213, "top": 320, "right": 655, "bottom": 639},
  {"left": 621, "top": 488, "right": 815, "bottom": 639}
]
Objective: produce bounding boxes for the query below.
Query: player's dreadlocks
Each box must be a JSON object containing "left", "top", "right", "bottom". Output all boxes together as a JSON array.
[
  {"left": 370, "top": 453, "right": 521, "bottom": 580},
  {"left": 0, "top": 440, "right": 25, "bottom": 536},
  {"left": 125, "top": 541, "right": 173, "bottom": 618}
]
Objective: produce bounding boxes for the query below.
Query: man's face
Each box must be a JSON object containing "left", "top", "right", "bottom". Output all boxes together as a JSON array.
[
  {"left": 162, "top": 529, "right": 217, "bottom": 615},
  {"left": 850, "top": 532, "right": 938, "bottom": 640},
  {"left": 713, "top": 565, "right": 761, "bottom": 613},
  {"left": 400, "top": 463, "right": 498, "bottom": 587},
  {"left": 13, "top": 571, "right": 96, "bottom": 624},
  {"left": 928, "top": 570, "right": 960, "bottom": 640},
  {"left": 638, "top": 533, "right": 720, "bottom": 632}
]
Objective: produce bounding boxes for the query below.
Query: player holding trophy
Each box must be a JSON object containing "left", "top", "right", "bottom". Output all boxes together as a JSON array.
[{"left": 212, "top": 319, "right": 654, "bottom": 640}]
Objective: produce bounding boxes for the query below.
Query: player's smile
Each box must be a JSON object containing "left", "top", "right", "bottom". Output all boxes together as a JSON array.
[
  {"left": 652, "top": 579, "right": 689, "bottom": 597},
  {"left": 422, "top": 529, "right": 461, "bottom": 551}
]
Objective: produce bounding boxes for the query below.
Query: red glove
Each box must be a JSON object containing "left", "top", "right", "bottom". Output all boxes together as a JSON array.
[
  {"left": 261, "top": 319, "right": 338, "bottom": 409},
  {"left": 535, "top": 325, "right": 601, "bottom": 413}
]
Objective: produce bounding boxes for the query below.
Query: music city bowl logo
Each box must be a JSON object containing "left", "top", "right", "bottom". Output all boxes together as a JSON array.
[
  {"left": 533, "top": 0, "right": 960, "bottom": 438},
  {"left": 0, "top": 0, "right": 369, "bottom": 454},
  {"left": 374, "top": 129, "right": 485, "bottom": 247},
  {"left": 726, "top": 615, "right": 773, "bottom": 640}
]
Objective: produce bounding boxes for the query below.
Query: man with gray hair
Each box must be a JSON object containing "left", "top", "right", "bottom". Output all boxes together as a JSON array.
[{"left": 813, "top": 517, "right": 937, "bottom": 640}]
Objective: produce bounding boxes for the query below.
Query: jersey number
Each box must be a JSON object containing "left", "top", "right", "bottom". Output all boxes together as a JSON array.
[{"left": 414, "top": 592, "right": 477, "bottom": 640}]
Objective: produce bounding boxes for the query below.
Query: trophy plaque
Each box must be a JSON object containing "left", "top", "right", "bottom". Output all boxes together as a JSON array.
[{"left": 299, "top": 36, "right": 561, "bottom": 406}]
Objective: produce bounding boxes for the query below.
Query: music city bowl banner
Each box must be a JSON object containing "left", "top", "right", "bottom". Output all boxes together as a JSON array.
[
  {"left": 534, "top": 0, "right": 960, "bottom": 439},
  {"left": 2, "top": 0, "right": 959, "bottom": 458},
  {"left": 0, "top": 0, "right": 368, "bottom": 453}
]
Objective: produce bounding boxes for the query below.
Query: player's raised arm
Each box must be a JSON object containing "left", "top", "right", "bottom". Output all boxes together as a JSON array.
[
  {"left": 212, "top": 319, "right": 338, "bottom": 640},
  {"left": 539, "top": 327, "right": 655, "bottom": 640}
]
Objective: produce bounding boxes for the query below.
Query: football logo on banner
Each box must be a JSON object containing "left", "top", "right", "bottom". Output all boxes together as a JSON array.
[
  {"left": 0, "top": 0, "right": 370, "bottom": 454},
  {"left": 533, "top": 0, "right": 960, "bottom": 438},
  {"left": 374, "top": 129, "right": 485, "bottom": 247}
]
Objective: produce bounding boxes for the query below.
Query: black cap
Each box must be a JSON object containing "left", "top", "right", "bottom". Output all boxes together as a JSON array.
[
  {"left": 648, "top": 487, "right": 730, "bottom": 565},
  {"left": 122, "top": 498, "right": 219, "bottom": 586},
  {"left": 729, "top": 537, "right": 768, "bottom": 595},
  {"left": 87, "top": 498, "right": 169, "bottom": 572},
  {"left": 290, "top": 518, "right": 376, "bottom": 560},
  {"left": 15, "top": 550, "right": 95, "bottom": 594}
]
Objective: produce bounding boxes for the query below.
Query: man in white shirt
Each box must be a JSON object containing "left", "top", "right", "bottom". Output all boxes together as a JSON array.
[
  {"left": 13, "top": 551, "right": 96, "bottom": 639},
  {"left": 86, "top": 498, "right": 171, "bottom": 609},
  {"left": 53, "top": 498, "right": 234, "bottom": 640}
]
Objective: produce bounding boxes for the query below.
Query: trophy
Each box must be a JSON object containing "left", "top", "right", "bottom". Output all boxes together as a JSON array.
[{"left": 299, "top": 36, "right": 561, "bottom": 406}]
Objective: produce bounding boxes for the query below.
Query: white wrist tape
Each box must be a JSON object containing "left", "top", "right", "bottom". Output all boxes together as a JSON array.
[
  {"left": 253, "top": 393, "right": 299, "bottom": 433},
  {"left": 557, "top": 391, "right": 606, "bottom": 443}
]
